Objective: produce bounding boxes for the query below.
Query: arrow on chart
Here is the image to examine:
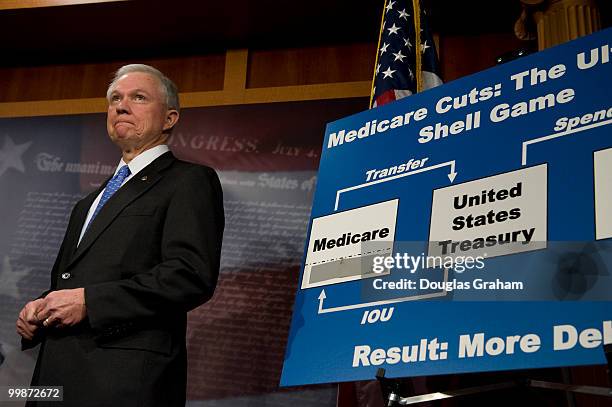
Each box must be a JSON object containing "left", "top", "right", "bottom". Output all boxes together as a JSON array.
[
  {"left": 334, "top": 160, "right": 458, "bottom": 211},
  {"left": 317, "top": 290, "right": 327, "bottom": 314},
  {"left": 447, "top": 161, "right": 458, "bottom": 182},
  {"left": 317, "top": 268, "right": 449, "bottom": 314},
  {"left": 521, "top": 118, "right": 612, "bottom": 165}
]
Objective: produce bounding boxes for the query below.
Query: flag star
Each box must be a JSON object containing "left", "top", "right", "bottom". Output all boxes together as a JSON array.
[
  {"left": 382, "top": 67, "right": 396, "bottom": 79},
  {"left": 379, "top": 42, "right": 390, "bottom": 55},
  {"left": 393, "top": 50, "right": 406, "bottom": 62},
  {"left": 376, "top": 64, "right": 381, "bottom": 74},
  {"left": 408, "top": 67, "right": 414, "bottom": 80},
  {"left": 398, "top": 8, "right": 409, "bottom": 19},
  {"left": 387, "top": 23, "right": 400, "bottom": 35},
  {"left": 385, "top": 0, "right": 396, "bottom": 13},
  {"left": 404, "top": 37, "right": 412, "bottom": 49},
  {"left": 420, "top": 40, "right": 430, "bottom": 54},
  {"left": 0, "top": 136, "right": 32, "bottom": 178}
]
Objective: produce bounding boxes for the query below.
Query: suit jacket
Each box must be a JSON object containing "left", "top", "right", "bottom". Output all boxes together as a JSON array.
[{"left": 24, "top": 151, "right": 224, "bottom": 407}]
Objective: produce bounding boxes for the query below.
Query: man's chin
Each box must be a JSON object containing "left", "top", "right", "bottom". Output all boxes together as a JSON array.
[
  {"left": 109, "top": 134, "right": 138, "bottom": 149},
  {"left": 109, "top": 129, "right": 136, "bottom": 141}
]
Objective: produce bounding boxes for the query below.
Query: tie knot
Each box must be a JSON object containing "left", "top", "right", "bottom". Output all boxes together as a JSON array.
[{"left": 116, "top": 165, "right": 131, "bottom": 179}]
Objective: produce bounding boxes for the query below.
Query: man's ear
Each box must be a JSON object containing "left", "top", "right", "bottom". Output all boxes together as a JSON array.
[{"left": 163, "top": 109, "right": 179, "bottom": 132}]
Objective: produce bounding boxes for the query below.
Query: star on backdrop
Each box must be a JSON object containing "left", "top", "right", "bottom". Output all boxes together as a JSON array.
[
  {"left": 0, "top": 256, "right": 31, "bottom": 300},
  {"left": 0, "top": 136, "right": 32, "bottom": 178}
]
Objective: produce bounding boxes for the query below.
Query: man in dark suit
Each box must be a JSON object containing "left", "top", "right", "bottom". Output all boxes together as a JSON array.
[{"left": 16, "top": 64, "right": 224, "bottom": 406}]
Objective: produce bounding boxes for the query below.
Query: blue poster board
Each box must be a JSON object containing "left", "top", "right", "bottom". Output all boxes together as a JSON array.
[{"left": 281, "top": 29, "right": 612, "bottom": 386}]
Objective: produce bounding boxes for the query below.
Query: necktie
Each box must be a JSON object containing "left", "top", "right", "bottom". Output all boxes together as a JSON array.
[{"left": 85, "top": 164, "right": 131, "bottom": 231}]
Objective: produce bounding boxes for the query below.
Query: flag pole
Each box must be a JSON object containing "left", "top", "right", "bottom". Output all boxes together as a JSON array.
[
  {"left": 412, "top": 0, "right": 423, "bottom": 92},
  {"left": 369, "top": 0, "right": 389, "bottom": 108}
]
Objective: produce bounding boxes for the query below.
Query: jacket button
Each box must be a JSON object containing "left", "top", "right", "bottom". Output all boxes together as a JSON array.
[{"left": 61, "top": 272, "right": 71, "bottom": 280}]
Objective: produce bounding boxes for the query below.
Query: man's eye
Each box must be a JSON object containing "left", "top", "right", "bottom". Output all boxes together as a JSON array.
[
  {"left": 111, "top": 95, "right": 121, "bottom": 102},
  {"left": 134, "top": 94, "right": 146, "bottom": 101}
]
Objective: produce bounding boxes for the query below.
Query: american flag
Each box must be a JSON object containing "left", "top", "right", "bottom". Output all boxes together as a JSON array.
[{"left": 370, "top": 0, "right": 443, "bottom": 108}]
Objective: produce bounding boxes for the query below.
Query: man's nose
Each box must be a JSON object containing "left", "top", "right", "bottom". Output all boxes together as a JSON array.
[{"left": 115, "top": 99, "right": 130, "bottom": 114}]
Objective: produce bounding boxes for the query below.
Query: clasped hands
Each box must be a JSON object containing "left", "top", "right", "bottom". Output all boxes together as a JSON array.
[{"left": 16, "top": 288, "right": 87, "bottom": 340}]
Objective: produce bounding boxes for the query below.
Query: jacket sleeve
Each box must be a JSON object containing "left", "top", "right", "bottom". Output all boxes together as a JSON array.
[{"left": 84, "top": 166, "right": 224, "bottom": 332}]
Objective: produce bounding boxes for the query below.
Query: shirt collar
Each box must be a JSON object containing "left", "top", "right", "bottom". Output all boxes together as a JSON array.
[{"left": 115, "top": 144, "right": 170, "bottom": 177}]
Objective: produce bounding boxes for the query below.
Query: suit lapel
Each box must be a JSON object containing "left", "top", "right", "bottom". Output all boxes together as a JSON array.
[
  {"left": 67, "top": 151, "right": 175, "bottom": 269},
  {"left": 64, "top": 187, "right": 105, "bottom": 261}
]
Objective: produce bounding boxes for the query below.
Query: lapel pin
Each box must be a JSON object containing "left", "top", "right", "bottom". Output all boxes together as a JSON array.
[{"left": 141, "top": 175, "right": 148, "bottom": 181}]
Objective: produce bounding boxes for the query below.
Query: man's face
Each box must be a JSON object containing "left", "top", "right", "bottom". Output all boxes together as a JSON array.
[{"left": 106, "top": 72, "right": 177, "bottom": 149}]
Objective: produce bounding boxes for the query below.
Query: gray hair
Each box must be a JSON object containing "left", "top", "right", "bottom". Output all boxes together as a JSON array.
[{"left": 106, "top": 64, "right": 180, "bottom": 111}]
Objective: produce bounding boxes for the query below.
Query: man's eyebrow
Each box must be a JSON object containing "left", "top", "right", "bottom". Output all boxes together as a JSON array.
[
  {"left": 130, "top": 88, "right": 152, "bottom": 95},
  {"left": 110, "top": 88, "right": 152, "bottom": 95}
]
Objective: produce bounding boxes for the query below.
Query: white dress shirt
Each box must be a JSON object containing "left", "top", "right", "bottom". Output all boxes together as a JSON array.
[{"left": 77, "top": 144, "right": 170, "bottom": 245}]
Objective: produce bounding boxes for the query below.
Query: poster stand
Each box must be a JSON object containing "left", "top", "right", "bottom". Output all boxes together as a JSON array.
[{"left": 376, "top": 345, "right": 612, "bottom": 405}]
